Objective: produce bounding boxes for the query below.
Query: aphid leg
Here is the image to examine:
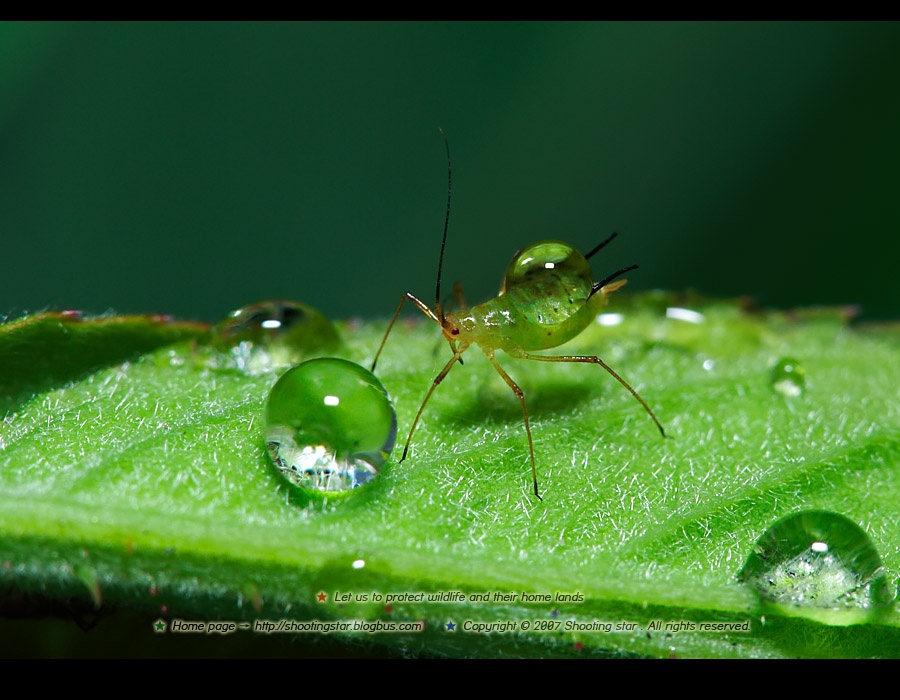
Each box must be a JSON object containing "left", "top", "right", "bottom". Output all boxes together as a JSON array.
[
  {"left": 453, "top": 281, "right": 469, "bottom": 314},
  {"left": 485, "top": 351, "right": 542, "bottom": 501},
  {"left": 512, "top": 351, "right": 666, "bottom": 438},
  {"left": 371, "top": 292, "right": 441, "bottom": 372},
  {"left": 401, "top": 352, "right": 463, "bottom": 462}
]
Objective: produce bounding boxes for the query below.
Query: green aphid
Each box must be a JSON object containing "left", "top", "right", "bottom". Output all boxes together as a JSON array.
[{"left": 372, "top": 132, "right": 665, "bottom": 500}]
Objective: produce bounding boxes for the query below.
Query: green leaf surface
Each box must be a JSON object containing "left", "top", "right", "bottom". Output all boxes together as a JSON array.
[
  {"left": 2, "top": 296, "right": 900, "bottom": 658},
  {"left": 0, "top": 311, "right": 208, "bottom": 416}
]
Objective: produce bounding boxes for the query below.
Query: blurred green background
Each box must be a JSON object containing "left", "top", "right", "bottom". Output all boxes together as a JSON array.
[{"left": 3, "top": 21, "right": 899, "bottom": 323}]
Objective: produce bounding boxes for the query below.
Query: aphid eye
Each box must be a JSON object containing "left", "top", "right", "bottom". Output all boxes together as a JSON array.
[{"left": 451, "top": 328, "right": 460, "bottom": 336}]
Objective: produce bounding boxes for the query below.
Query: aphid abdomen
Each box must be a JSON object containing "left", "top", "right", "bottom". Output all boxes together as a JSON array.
[
  {"left": 471, "top": 289, "right": 609, "bottom": 353},
  {"left": 473, "top": 239, "right": 610, "bottom": 351},
  {"left": 507, "top": 274, "right": 589, "bottom": 326}
]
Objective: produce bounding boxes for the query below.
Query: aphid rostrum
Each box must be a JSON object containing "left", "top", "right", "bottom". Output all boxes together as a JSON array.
[{"left": 372, "top": 133, "right": 665, "bottom": 499}]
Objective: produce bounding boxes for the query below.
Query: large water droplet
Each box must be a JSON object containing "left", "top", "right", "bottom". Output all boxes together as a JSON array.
[
  {"left": 265, "top": 358, "right": 396, "bottom": 493},
  {"left": 501, "top": 241, "right": 593, "bottom": 326},
  {"left": 771, "top": 357, "right": 805, "bottom": 397},
  {"left": 211, "top": 300, "right": 340, "bottom": 373},
  {"left": 739, "top": 510, "right": 890, "bottom": 624}
]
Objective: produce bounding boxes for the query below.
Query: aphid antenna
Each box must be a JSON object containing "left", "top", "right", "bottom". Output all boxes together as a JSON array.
[
  {"left": 435, "top": 128, "right": 452, "bottom": 325},
  {"left": 584, "top": 231, "right": 618, "bottom": 260},
  {"left": 590, "top": 264, "right": 638, "bottom": 298}
]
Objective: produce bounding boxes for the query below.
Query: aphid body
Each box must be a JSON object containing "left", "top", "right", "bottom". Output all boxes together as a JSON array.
[
  {"left": 372, "top": 135, "right": 664, "bottom": 500},
  {"left": 447, "top": 240, "right": 613, "bottom": 354}
]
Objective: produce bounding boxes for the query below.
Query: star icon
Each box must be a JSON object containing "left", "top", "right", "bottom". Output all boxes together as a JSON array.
[
  {"left": 446, "top": 620, "right": 456, "bottom": 632},
  {"left": 316, "top": 591, "right": 327, "bottom": 603},
  {"left": 153, "top": 619, "right": 166, "bottom": 633}
]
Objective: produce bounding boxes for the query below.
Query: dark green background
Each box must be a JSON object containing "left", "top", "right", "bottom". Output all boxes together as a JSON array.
[{"left": 3, "top": 22, "right": 899, "bottom": 323}]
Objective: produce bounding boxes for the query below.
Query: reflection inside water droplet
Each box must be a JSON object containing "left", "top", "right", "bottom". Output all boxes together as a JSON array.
[
  {"left": 771, "top": 357, "right": 806, "bottom": 397},
  {"left": 211, "top": 300, "right": 340, "bottom": 374},
  {"left": 265, "top": 358, "right": 396, "bottom": 494},
  {"left": 739, "top": 510, "right": 889, "bottom": 622}
]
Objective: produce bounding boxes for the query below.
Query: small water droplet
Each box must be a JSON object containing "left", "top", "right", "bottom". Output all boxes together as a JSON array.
[
  {"left": 241, "top": 582, "right": 263, "bottom": 613},
  {"left": 265, "top": 358, "right": 396, "bottom": 494},
  {"left": 702, "top": 358, "right": 715, "bottom": 371},
  {"left": 73, "top": 563, "right": 102, "bottom": 609},
  {"left": 211, "top": 300, "right": 340, "bottom": 373},
  {"left": 596, "top": 313, "right": 624, "bottom": 327},
  {"left": 665, "top": 307, "right": 705, "bottom": 324},
  {"left": 166, "top": 348, "right": 185, "bottom": 367},
  {"left": 739, "top": 510, "right": 890, "bottom": 623},
  {"left": 771, "top": 357, "right": 806, "bottom": 397}
]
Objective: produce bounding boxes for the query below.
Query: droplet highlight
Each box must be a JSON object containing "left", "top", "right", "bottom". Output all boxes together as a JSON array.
[
  {"left": 771, "top": 357, "right": 805, "bottom": 397},
  {"left": 211, "top": 300, "right": 340, "bottom": 373},
  {"left": 739, "top": 510, "right": 889, "bottom": 624},
  {"left": 265, "top": 358, "right": 396, "bottom": 493}
]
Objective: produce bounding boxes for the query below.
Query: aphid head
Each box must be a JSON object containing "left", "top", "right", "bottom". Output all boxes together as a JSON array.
[
  {"left": 440, "top": 311, "right": 461, "bottom": 340},
  {"left": 438, "top": 311, "right": 467, "bottom": 357}
]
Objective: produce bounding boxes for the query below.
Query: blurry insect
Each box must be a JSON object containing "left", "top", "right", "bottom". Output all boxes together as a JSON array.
[{"left": 371, "top": 132, "right": 665, "bottom": 499}]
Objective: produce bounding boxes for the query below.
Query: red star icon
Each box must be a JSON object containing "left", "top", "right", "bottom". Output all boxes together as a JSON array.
[{"left": 316, "top": 591, "right": 327, "bottom": 602}]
